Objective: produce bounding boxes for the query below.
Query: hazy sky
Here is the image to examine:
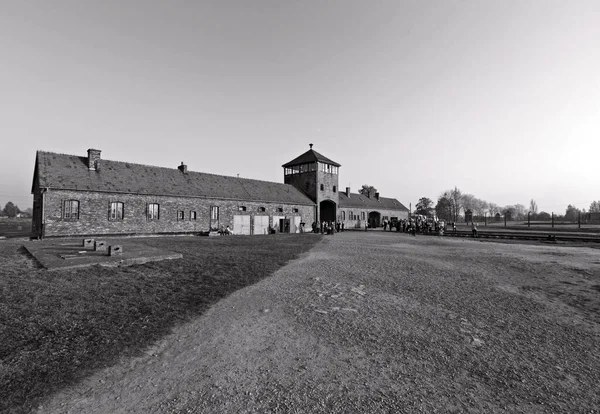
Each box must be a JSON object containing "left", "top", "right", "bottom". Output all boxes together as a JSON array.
[{"left": 1, "top": 1, "right": 599, "bottom": 214}]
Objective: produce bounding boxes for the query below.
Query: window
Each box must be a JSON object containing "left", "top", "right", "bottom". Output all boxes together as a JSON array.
[
  {"left": 320, "top": 184, "right": 324, "bottom": 191},
  {"left": 361, "top": 212, "right": 365, "bottom": 220},
  {"left": 333, "top": 185, "right": 337, "bottom": 193},
  {"left": 342, "top": 211, "right": 346, "bottom": 220},
  {"left": 109, "top": 202, "right": 124, "bottom": 221},
  {"left": 293, "top": 208, "right": 298, "bottom": 213},
  {"left": 177, "top": 211, "right": 184, "bottom": 220},
  {"left": 211, "top": 206, "right": 219, "bottom": 220},
  {"left": 63, "top": 200, "right": 79, "bottom": 219},
  {"left": 147, "top": 203, "right": 160, "bottom": 220},
  {"left": 258, "top": 207, "right": 266, "bottom": 212},
  {"left": 238, "top": 206, "right": 247, "bottom": 212},
  {"left": 190, "top": 211, "right": 197, "bottom": 220},
  {"left": 277, "top": 207, "right": 283, "bottom": 213},
  {"left": 350, "top": 211, "right": 354, "bottom": 220}
]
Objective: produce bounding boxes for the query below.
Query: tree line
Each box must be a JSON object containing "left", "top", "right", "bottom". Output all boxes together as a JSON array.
[
  {"left": 1, "top": 202, "right": 32, "bottom": 218},
  {"left": 412, "top": 188, "right": 600, "bottom": 223}
]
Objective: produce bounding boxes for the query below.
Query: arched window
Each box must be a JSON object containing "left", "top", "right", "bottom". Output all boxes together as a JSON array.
[
  {"left": 320, "top": 184, "right": 324, "bottom": 191},
  {"left": 333, "top": 185, "right": 337, "bottom": 193}
]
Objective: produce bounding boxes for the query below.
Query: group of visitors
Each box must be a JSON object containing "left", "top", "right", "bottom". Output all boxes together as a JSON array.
[
  {"left": 218, "top": 225, "right": 232, "bottom": 235},
  {"left": 312, "top": 221, "right": 345, "bottom": 234},
  {"left": 380, "top": 217, "right": 449, "bottom": 237}
]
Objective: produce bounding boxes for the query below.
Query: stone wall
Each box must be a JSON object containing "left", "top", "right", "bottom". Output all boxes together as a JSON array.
[
  {"left": 39, "top": 189, "right": 315, "bottom": 237},
  {"left": 337, "top": 207, "right": 408, "bottom": 229}
]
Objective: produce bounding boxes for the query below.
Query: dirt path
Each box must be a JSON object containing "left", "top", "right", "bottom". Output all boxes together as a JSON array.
[{"left": 37, "top": 233, "right": 600, "bottom": 413}]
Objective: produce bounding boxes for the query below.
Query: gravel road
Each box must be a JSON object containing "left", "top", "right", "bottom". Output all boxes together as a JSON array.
[{"left": 38, "top": 232, "right": 600, "bottom": 413}]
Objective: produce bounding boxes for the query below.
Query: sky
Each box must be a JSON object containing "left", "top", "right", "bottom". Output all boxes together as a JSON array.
[{"left": 1, "top": 0, "right": 599, "bottom": 214}]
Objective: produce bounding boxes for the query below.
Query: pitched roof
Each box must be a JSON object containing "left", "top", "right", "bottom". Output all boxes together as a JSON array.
[
  {"left": 33, "top": 151, "right": 315, "bottom": 205},
  {"left": 282, "top": 148, "right": 341, "bottom": 168},
  {"left": 338, "top": 192, "right": 409, "bottom": 212}
]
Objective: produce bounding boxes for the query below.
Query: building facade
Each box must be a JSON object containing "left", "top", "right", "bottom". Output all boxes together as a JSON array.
[{"left": 31, "top": 146, "right": 408, "bottom": 238}]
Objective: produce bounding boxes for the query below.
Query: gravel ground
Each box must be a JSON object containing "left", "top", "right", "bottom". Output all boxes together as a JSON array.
[{"left": 37, "top": 232, "right": 600, "bottom": 413}]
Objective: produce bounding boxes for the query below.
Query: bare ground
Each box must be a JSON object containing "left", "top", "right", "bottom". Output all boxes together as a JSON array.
[{"left": 36, "top": 233, "right": 600, "bottom": 413}]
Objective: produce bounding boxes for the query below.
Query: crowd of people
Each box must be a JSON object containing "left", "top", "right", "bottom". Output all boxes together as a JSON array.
[
  {"left": 311, "top": 217, "right": 456, "bottom": 237},
  {"left": 221, "top": 217, "right": 479, "bottom": 237},
  {"left": 380, "top": 217, "right": 449, "bottom": 237}
]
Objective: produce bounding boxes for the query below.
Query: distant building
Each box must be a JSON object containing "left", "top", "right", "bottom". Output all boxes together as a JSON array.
[{"left": 31, "top": 145, "right": 408, "bottom": 238}]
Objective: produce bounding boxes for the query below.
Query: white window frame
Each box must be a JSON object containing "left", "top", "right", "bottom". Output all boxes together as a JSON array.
[
  {"left": 147, "top": 203, "right": 160, "bottom": 220},
  {"left": 109, "top": 201, "right": 124, "bottom": 221},
  {"left": 211, "top": 206, "right": 219, "bottom": 220},
  {"left": 63, "top": 200, "right": 79, "bottom": 220}
]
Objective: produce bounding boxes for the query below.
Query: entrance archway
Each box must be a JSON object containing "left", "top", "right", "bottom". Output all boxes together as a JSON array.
[
  {"left": 319, "top": 200, "right": 336, "bottom": 223},
  {"left": 368, "top": 211, "right": 381, "bottom": 228}
]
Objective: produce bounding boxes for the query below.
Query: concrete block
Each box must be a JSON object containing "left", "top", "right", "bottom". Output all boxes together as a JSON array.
[
  {"left": 94, "top": 240, "right": 107, "bottom": 251},
  {"left": 109, "top": 245, "right": 123, "bottom": 256},
  {"left": 83, "top": 238, "right": 95, "bottom": 248}
]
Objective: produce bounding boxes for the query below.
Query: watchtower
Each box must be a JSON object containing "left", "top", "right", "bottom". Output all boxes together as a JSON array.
[{"left": 282, "top": 144, "right": 340, "bottom": 224}]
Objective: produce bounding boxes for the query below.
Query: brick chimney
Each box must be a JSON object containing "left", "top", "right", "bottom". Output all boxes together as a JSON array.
[
  {"left": 345, "top": 187, "right": 350, "bottom": 197},
  {"left": 178, "top": 162, "right": 187, "bottom": 173},
  {"left": 87, "top": 149, "right": 101, "bottom": 170},
  {"left": 375, "top": 192, "right": 380, "bottom": 201}
]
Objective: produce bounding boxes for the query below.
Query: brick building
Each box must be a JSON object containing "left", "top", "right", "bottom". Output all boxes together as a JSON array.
[{"left": 31, "top": 145, "right": 408, "bottom": 238}]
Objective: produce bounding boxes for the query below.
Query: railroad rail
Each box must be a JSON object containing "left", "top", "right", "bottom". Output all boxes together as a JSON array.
[{"left": 439, "top": 229, "right": 600, "bottom": 243}]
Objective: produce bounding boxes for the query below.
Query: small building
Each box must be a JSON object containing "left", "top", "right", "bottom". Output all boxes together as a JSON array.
[
  {"left": 31, "top": 145, "right": 409, "bottom": 238},
  {"left": 464, "top": 209, "right": 473, "bottom": 224}
]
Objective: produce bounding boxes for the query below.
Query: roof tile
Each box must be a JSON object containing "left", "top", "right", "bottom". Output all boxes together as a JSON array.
[{"left": 35, "top": 151, "right": 314, "bottom": 205}]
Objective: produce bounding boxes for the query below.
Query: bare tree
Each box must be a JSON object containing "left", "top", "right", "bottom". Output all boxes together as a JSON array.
[
  {"left": 514, "top": 204, "right": 527, "bottom": 220},
  {"left": 488, "top": 202, "right": 499, "bottom": 216},
  {"left": 529, "top": 199, "right": 538, "bottom": 215},
  {"left": 450, "top": 186, "right": 463, "bottom": 222},
  {"left": 461, "top": 193, "right": 476, "bottom": 213}
]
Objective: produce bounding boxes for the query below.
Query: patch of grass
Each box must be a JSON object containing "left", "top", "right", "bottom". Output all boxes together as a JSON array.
[
  {"left": 0, "top": 218, "right": 32, "bottom": 238},
  {"left": 0, "top": 234, "right": 321, "bottom": 413}
]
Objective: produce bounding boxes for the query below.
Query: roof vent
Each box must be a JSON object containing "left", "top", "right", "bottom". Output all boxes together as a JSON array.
[
  {"left": 178, "top": 162, "right": 187, "bottom": 173},
  {"left": 309, "top": 143, "right": 313, "bottom": 149}
]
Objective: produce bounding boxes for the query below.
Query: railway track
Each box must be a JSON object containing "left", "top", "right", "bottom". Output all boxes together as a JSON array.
[{"left": 440, "top": 229, "right": 600, "bottom": 243}]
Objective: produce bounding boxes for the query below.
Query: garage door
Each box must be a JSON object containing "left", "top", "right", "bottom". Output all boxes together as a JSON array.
[
  {"left": 293, "top": 216, "right": 301, "bottom": 233},
  {"left": 233, "top": 215, "right": 250, "bottom": 235},
  {"left": 253, "top": 215, "right": 269, "bottom": 235}
]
